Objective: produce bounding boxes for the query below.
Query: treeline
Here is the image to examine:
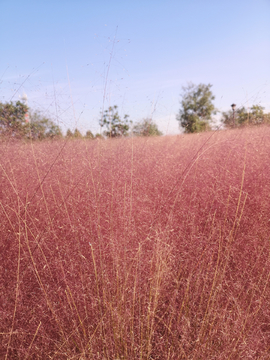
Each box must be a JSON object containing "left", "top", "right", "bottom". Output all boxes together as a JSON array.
[
  {"left": 0, "top": 101, "right": 62, "bottom": 140},
  {"left": 177, "top": 83, "right": 270, "bottom": 133},
  {"left": 0, "top": 102, "right": 162, "bottom": 140},
  {"left": 1, "top": 85, "right": 269, "bottom": 140}
]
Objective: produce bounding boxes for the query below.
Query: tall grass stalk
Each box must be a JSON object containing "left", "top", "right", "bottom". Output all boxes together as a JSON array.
[{"left": 1, "top": 126, "right": 270, "bottom": 358}]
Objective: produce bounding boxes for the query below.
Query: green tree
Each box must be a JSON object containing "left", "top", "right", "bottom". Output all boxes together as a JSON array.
[
  {"left": 99, "top": 105, "right": 132, "bottom": 138},
  {"left": 0, "top": 101, "right": 62, "bottom": 140},
  {"left": 85, "top": 130, "right": 94, "bottom": 139},
  {"left": 94, "top": 133, "right": 104, "bottom": 140},
  {"left": 28, "top": 111, "right": 62, "bottom": 139},
  {"left": 133, "top": 118, "right": 163, "bottom": 136},
  {"left": 0, "top": 101, "right": 28, "bottom": 138},
  {"left": 221, "top": 106, "right": 246, "bottom": 128},
  {"left": 73, "top": 128, "right": 83, "bottom": 138},
  {"left": 66, "top": 129, "right": 73, "bottom": 138},
  {"left": 221, "top": 105, "right": 268, "bottom": 128},
  {"left": 176, "top": 83, "right": 216, "bottom": 133}
]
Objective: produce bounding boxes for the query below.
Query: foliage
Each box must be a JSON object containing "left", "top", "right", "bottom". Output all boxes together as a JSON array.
[
  {"left": 221, "top": 104, "right": 270, "bottom": 128},
  {"left": 73, "top": 128, "right": 83, "bottom": 138},
  {"left": 133, "top": 118, "right": 163, "bottom": 136},
  {"left": 176, "top": 83, "right": 216, "bottom": 133},
  {"left": 66, "top": 129, "right": 73, "bottom": 138},
  {"left": 99, "top": 105, "right": 132, "bottom": 138},
  {"left": 85, "top": 130, "right": 94, "bottom": 139},
  {"left": 0, "top": 101, "right": 28, "bottom": 138},
  {"left": 0, "top": 101, "right": 62, "bottom": 140},
  {"left": 28, "top": 111, "right": 62, "bottom": 139}
]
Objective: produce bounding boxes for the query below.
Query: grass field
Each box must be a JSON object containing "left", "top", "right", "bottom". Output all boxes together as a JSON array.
[{"left": 1, "top": 126, "right": 270, "bottom": 359}]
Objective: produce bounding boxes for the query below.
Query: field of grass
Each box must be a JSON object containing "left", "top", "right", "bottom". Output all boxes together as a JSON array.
[{"left": 1, "top": 126, "right": 270, "bottom": 359}]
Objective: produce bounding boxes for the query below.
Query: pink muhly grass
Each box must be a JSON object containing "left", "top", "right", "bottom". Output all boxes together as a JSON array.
[{"left": 0, "top": 126, "right": 270, "bottom": 358}]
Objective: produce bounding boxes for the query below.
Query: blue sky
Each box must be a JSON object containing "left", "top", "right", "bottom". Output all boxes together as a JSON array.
[{"left": 1, "top": 0, "right": 269, "bottom": 135}]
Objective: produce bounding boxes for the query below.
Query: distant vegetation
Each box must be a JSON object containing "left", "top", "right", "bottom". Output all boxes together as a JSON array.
[
  {"left": 99, "top": 105, "right": 132, "bottom": 138},
  {"left": 1, "top": 84, "right": 269, "bottom": 141},
  {"left": 132, "top": 118, "right": 163, "bottom": 136},
  {"left": 176, "top": 82, "right": 270, "bottom": 133},
  {"left": 0, "top": 101, "right": 62, "bottom": 140},
  {"left": 220, "top": 104, "right": 270, "bottom": 128},
  {"left": 176, "top": 83, "right": 217, "bottom": 133},
  {"left": 0, "top": 101, "right": 163, "bottom": 140}
]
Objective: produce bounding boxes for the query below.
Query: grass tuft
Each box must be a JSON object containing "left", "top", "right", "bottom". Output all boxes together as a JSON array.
[{"left": 1, "top": 126, "right": 270, "bottom": 358}]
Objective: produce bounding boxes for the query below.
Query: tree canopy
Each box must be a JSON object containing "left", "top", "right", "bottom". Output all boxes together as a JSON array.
[
  {"left": 0, "top": 101, "right": 62, "bottom": 140},
  {"left": 133, "top": 118, "right": 163, "bottom": 136},
  {"left": 0, "top": 101, "right": 28, "bottom": 138},
  {"left": 176, "top": 83, "right": 216, "bottom": 133},
  {"left": 221, "top": 105, "right": 270, "bottom": 128},
  {"left": 99, "top": 105, "right": 132, "bottom": 138},
  {"left": 65, "top": 128, "right": 101, "bottom": 140},
  {"left": 29, "top": 111, "right": 62, "bottom": 139},
  {"left": 85, "top": 130, "right": 94, "bottom": 139},
  {"left": 73, "top": 128, "right": 83, "bottom": 138},
  {"left": 66, "top": 129, "right": 73, "bottom": 138}
]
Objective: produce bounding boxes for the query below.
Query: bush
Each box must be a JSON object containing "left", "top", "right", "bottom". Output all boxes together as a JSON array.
[{"left": 133, "top": 118, "right": 163, "bottom": 136}]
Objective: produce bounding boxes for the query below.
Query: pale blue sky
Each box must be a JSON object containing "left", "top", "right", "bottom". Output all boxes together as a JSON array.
[{"left": 1, "top": 0, "right": 269, "bottom": 135}]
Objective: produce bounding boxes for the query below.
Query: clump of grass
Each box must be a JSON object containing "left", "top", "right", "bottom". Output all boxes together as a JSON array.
[{"left": 1, "top": 126, "right": 270, "bottom": 358}]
